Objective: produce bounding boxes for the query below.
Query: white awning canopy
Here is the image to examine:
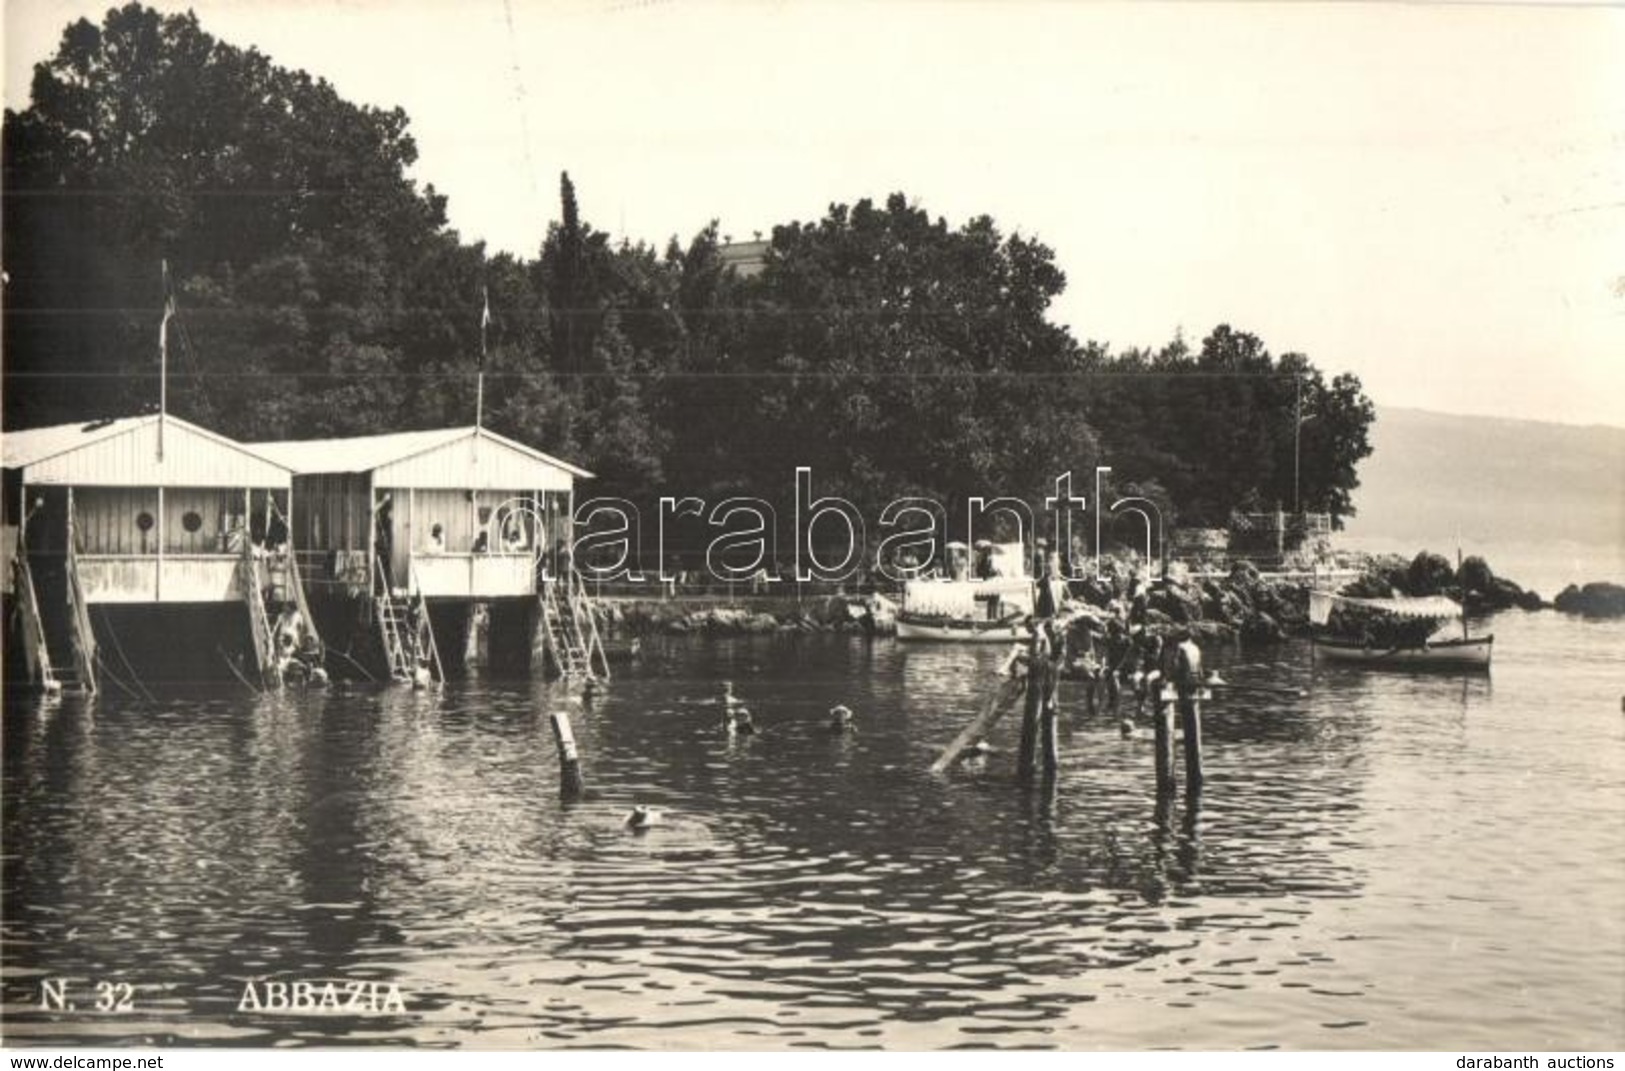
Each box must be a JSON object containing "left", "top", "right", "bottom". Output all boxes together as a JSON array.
[{"left": 1311, "top": 591, "right": 1462, "bottom": 626}]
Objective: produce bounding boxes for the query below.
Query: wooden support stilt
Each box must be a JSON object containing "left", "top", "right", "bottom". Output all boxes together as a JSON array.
[
  {"left": 1039, "top": 699, "right": 1060, "bottom": 779},
  {"left": 1153, "top": 690, "right": 1178, "bottom": 795},
  {"left": 1017, "top": 659, "right": 1042, "bottom": 785},
  {"left": 464, "top": 602, "right": 489, "bottom": 669},
  {"left": 1046, "top": 651, "right": 1063, "bottom": 773},
  {"left": 529, "top": 597, "right": 549, "bottom": 677},
  {"left": 549, "top": 709, "right": 585, "bottom": 802},
  {"left": 1180, "top": 694, "right": 1204, "bottom": 794}
]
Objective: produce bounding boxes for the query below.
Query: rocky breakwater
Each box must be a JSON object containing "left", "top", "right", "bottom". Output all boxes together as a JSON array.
[
  {"left": 606, "top": 595, "right": 865, "bottom": 637},
  {"left": 1345, "top": 551, "right": 1545, "bottom": 613},
  {"left": 1068, "top": 561, "right": 1311, "bottom": 644},
  {"left": 597, "top": 549, "right": 1589, "bottom": 643},
  {"left": 1552, "top": 582, "right": 1625, "bottom": 618}
]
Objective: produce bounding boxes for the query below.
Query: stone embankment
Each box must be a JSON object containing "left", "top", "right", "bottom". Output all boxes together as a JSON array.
[{"left": 597, "top": 549, "right": 1618, "bottom": 642}]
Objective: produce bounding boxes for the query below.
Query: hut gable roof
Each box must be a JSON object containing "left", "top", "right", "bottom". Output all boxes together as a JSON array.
[
  {"left": 251, "top": 427, "right": 468, "bottom": 475},
  {"left": 2, "top": 415, "right": 293, "bottom": 488},
  {"left": 2, "top": 416, "right": 148, "bottom": 469},
  {"left": 249, "top": 426, "right": 592, "bottom": 488}
]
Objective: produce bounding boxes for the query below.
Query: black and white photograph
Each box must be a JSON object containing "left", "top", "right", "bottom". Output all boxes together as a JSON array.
[{"left": 1, "top": 0, "right": 1621, "bottom": 1057}]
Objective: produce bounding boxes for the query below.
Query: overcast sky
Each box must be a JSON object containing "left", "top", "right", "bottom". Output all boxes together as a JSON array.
[{"left": 7, "top": 0, "right": 1622, "bottom": 427}]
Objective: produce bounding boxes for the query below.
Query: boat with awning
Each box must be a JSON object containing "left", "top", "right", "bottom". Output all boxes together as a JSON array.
[{"left": 1309, "top": 591, "right": 1492, "bottom": 670}]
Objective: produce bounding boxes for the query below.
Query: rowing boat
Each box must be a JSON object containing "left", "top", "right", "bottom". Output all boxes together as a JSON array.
[{"left": 1312, "top": 634, "right": 1493, "bottom": 670}]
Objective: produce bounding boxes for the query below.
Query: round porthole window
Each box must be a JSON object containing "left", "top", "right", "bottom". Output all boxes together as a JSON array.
[
  {"left": 135, "top": 511, "right": 155, "bottom": 532},
  {"left": 181, "top": 511, "right": 203, "bottom": 533}
]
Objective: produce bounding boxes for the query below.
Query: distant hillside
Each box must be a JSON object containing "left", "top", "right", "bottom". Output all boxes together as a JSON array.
[{"left": 1339, "top": 407, "right": 1624, "bottom": 590}]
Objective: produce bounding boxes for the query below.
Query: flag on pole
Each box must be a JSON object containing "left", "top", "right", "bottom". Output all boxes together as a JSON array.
[
  {"left": 158, "top": 260, "right": 175, "bottom": 459},
  {"left": 159, "top": 260, "right": 176, "bottom": 355},
  {"left": 475, "top": 286, "right": 490, "bottom": 432},
  {"left": 480, "top": 286, "right": 492, "bottom": 366}
]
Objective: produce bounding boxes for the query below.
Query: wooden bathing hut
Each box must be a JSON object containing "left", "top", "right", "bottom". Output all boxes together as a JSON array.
[
  {"left": 248, "top": 426, "right": 606, "bottom": 683},
  {"left": 2, "top": 415, "right": 305, "bottom": 692}
]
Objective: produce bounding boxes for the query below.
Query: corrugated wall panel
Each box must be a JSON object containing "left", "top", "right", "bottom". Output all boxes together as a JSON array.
[
  {"left": 408, "top": 488, "right": 474, "bottom": 553},
  {"left": 293, "top": 473, "right": 369, "bottom": 554},
  {"left": 163, "top": 488, "right": 243, "bottom": 553},
  {"left": 373, "top": 437, "right": 575, "bottom": 491},
  {"left": 24, "top": 420, "right": 290, "bottom": 488},
  {"left": 72, "top": 487, "right": 250, "bottom": 554},
  {"left": 75, "top": 488, "right": 159, "bottom": 555}
]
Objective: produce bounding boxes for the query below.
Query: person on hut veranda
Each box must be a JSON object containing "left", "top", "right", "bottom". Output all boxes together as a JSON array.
[
  {"left": 503, "top": 516, "right": 527, "bottom": 553},
  {"left": 374, "top": 494, "right": 395, "bottom": 591},
  {"left": 426, "top": 523, "right": 446, "bottom": 554},
  {"left": 264, "top": 507, "right": 289, "bottom": 554}
]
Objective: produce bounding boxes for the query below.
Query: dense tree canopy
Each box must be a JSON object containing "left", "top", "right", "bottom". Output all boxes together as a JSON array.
[{"left": 3, "top": 3, "right": 1375, "bottom": 549}]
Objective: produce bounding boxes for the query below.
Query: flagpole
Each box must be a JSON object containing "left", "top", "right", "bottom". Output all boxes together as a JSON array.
[
  {"left": 159, "top": 259, "right": 172, "bottom": 462},
  {"left": 477, "top": 286, "right": 489, "bottom": 432}
]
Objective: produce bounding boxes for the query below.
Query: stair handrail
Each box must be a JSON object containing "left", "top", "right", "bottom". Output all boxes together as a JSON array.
[
  {"left": 540, "top": 571, "right": 585, "bottom": 677},
  {"left": 407, "top": 561, "right": 444, "bottom": 683},
  {"left": 282, "top": 547, "right": 324, "bottom": 655},
  {"left": 540, "top": 572, "right": 566, "bottom": 675},
  {"left": 12, "top": 548, "right": 58, "bottom": 691},
  {"left": 570, "top": 569, "right": 610, "bottom": 680},
  {"left": 237, "top": 536, "right": 280, "bottom": 689},
  {"left": 63, "top": 541, "right": 98, "bottom": 695},
  {"left": 371, "top": 554, "right": 408, "bottom": 680}
]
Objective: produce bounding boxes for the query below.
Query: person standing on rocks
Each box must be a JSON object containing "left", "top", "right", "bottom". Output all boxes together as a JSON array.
[{"left": 1101, "top": 618, "right": 1133, "bottom": 716}]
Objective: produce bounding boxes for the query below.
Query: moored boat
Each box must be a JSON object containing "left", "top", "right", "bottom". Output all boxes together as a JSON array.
[
  {"left": 1309, "top": 591, "right": 1493, "bottom": 671},
  {"left": 895, "top": 542, "right": 1033, "bottom": 643},
  {"left": 1312, "top": 634, "right": 1493, "bottom": 669},
  {"left": 895, "top": 611, "right": 1028, "bottom": 643}
]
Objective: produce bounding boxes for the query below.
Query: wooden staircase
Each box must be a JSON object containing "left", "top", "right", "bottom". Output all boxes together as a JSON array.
[
  {"left": 239, "top": 542, "right": 282, "bottom": 689},
  {"left": 539, "top": 570, "right": 609, "bottom": 680},
  {"left": 374, "top": 559, "right": 443, "bottom": 684},
  {"left": 63, "top": 544, "right": 98, "bottom": 695},
  {"left": 12, "top": 551, "right": 61, "bottom": 692},
  {"left": 282, "top": 548, "right": 324, "bottom": 656},
  {"left": 11, "top": 545, "right": 96, "bottom": 695}
]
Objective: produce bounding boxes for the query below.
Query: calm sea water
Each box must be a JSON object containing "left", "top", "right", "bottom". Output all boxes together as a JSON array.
[{"left": 3, "top": 610, "right": 1622, "bottom": 1050}]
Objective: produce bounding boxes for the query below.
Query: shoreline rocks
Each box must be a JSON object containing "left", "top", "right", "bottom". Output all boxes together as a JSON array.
[
  {"left": 606, "top": 595, "right": 862, "bottom": 638},
  {"left": 1553, "top": 582, "right": 1625, "bottom": 619},
  {"left": 597, "top": 550, "right": 1612, "bottom": 641},
  {"left": 1348, "top": 551, "right": 1547, "bottom": 613}
]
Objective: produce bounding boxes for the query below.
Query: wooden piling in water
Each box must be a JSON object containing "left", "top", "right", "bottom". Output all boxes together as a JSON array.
[
  {"left": 1180, "top": 694, "right": 1204, "bottom": 793},
  {"left": 528, "top": 600, "right": 550, "bottom": 678},
  {"left": 1039, "top": 684, "right": 1060, "bottom": 780},
  {"left": 1017, "top": 652, "right": 1043, "bottom": 785},
  {"left": 549, "top": 709, "right": 586, "bottom": 801},
  {"left": 1153, "top": 689, "right": 1178, "bottom": 794},
  {"left": 464, "top": 602, "right": 489, "bottom": 669}
]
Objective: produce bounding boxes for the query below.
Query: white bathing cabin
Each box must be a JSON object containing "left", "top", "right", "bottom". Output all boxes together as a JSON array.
[
  {"left": 248, "top": 426, "right": 601, "bottom": 681},
  {"left": 3, "top": 414, "right": 296, "bottom": 692}
]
